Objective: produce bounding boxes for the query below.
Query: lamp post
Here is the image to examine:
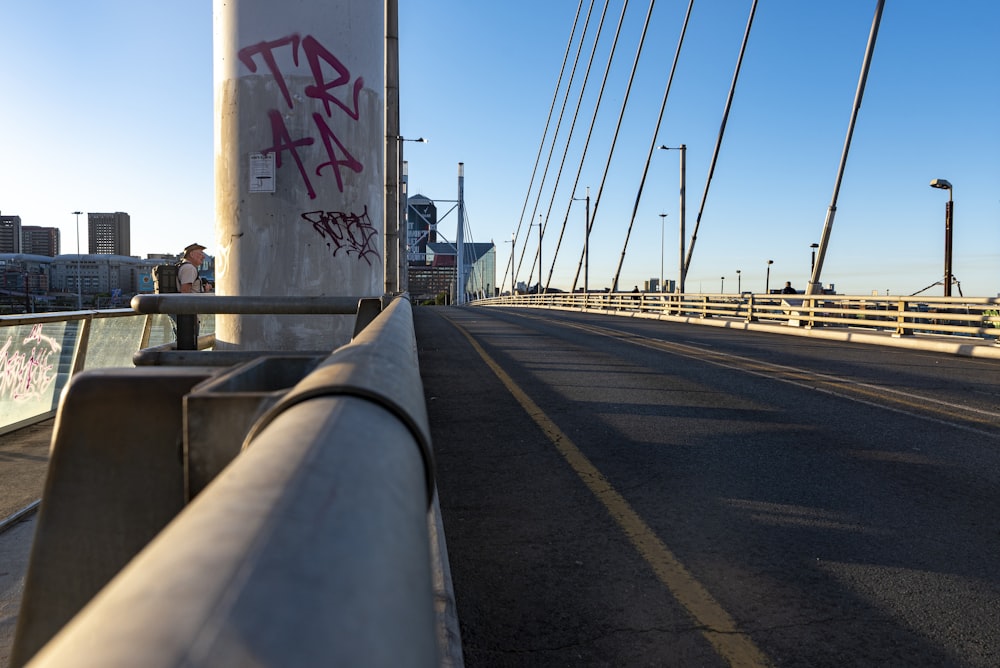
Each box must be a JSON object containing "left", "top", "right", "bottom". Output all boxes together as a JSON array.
[
  {"left": 736, "top": 269, "right": 741, "bottom": 294},
  {"left": 810, "top": 243, "right": 819, "bottom": 273},
  {"left": 531, "top": 215, "right": 543, "bottom": 294},
  {"left": 765, "top": 259, "right": 773, "bottom": 295},
  {"left": 720, "top": 276, "right": 725, "bottom": 294},
  {"left": 503, "top": 233, "right": 515, "bottom": 296},
  {"left": 658, "top": 144, "right": 686, "bottom": 294},
  {"left": 572, "top": 188, "right": 591, "bottom": 294},
  {"left": 584, "top": 188, "right": 590, "bottom": 295},
  {"left": 395, "top": 136, "right": 426, "bottom": 292},
  {"left": 929, "top": 178, "right": 954, "bottom": 297},
  {"left": 657, "top": 213, "right": 668, "bottom": 292},
  {"left": 72, "top": 211, "right": 82, "bottom": 309}
]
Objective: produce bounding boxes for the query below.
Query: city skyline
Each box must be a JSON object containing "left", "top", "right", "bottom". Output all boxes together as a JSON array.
[{"left": 1, "top": 2, "right": 997, "bottom": 296}]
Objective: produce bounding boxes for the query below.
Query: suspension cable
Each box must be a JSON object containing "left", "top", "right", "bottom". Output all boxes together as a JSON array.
[
  {"left": 519, "top": 1, "right": 598, "bottom": 293},
  {"left": 683, "top": 0, "right": 758, "bottom": 279},
  {"left": 610, "top": 0, "right": 694, "bottom": 293},
  {"left": 503, "top": 0, "right": 586, "bottom": 294},
  {"left": 533, "top": 0, "right": 601, "bottom": 292},
  {"left": 567, "top": 0, "right": 636, "bottom": 293}
]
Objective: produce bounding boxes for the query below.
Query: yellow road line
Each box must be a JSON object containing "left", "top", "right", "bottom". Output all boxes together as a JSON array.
[{"left": 442, "top": 312, "right": 770, "bottom": 668}]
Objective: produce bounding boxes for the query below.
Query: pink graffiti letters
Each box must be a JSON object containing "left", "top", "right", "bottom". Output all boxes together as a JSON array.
[
  {"left": 265, "top": 110, "right": 318, "bottom": 199},
  {"left": 312, "top": 113, "right": 364, "bottom": 191},
  {"left": 302, "top": 35, "right": 362, "bottom": 120},
  {"left": 238, "top": 35, "right": 302, "bottom": 108},
  {"left": 301, "top": 207, "right": 381, "bottom": 266},
  {"left": 1, "top": 324, "right": 60, "bottom": 402},
  {"left": 239, "top": 33, "right": 365, "bottom": 198}
]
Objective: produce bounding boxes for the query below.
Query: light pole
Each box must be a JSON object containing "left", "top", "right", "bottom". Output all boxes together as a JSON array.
[
  {"left": 72, "top": 211, "right": 82, "bottom": 309},
  {"left": 658, "top": 144, "right": 686, "bottom": 294},
  {"left": 395, "top": 136, "right": 426, "bottom": 292},
  {"left": 657, "top": 213, "right": 668, "bottom": 292},
  {"left": 765, "top": 259, "right": 773, "bottom": 294},
  {"left": 736, "top": 269, "right": 741, "bottom": 294},
  {"left": 531, "top": 215, "right": 543, "bottom": 294},
  {"left": 720, "top": 276, "right": 725, "bottom": 294},
  {"left": 930, "top": 178, "right": 954, "bottom": 297},
  {"left": 572, "top": 188, "right": 591, "bottom": 294},
  {"left": 810, "top": 243, "right": 819, "bottom": 273},
  {"left": 504, "top": 233, "right": 515, "bottom": 296}
]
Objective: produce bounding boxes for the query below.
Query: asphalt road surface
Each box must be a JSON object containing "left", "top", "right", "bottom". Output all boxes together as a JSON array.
[{"left": 415, "top": 305, "right": 1000, "bottom": 667}]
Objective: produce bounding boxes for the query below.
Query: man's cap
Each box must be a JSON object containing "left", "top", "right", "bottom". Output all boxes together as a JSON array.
[{"left": 184, "top": 243, "right": 206, "bottom": 253}]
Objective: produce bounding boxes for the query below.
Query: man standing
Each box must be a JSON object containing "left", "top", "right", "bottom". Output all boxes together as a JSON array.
[
  {"left": 781, "top": 281, "right": 797, "bottom": 295},
  {"left": 179, "top": 243, "right": 212, "bottom": 293}
]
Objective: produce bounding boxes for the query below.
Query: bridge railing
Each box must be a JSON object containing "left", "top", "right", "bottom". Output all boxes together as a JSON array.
[
  {"left": 0, "top": 309, "right": 200, "bottom": 435},
  {"left": 12, "top": 295, "right": 451, "bottom": 667},
  {"left": 472, "top": 292, "right": 1000, "bottom": 342}
]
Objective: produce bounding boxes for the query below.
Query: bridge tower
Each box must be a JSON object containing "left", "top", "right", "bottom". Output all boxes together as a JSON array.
[{"left": 213, "top": 0, "right": 386, "bottom": 350}]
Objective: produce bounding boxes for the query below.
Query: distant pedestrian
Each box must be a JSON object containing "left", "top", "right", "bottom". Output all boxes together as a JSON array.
[
  {"left": 179, "top": 243, "right": 212, "bottom": 293},
  {"left": 781, "top": 281, "right": 797, "bottom": 294}
]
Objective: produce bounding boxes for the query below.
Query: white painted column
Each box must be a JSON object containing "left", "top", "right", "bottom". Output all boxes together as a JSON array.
[{"left": 213, "top": 0, "right": 385, "bottom": 351}]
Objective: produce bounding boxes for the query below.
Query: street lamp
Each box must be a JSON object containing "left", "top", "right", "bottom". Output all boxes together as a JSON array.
[
  {"left": 531, "top": 215, "right": 543, "bottom": 294},
  {"left": 394, "top": 136, "right": 427, "bottom": 292},
  {"left": 765, "top": 259, "right": 773, "bottom": 294},
  {"left": 657, "top": 213, "right": 668, "bottom": 292},
  {"left": 736, "top": 269, "right": 741, "bottom": 294},
  {"left": 503, "top": 233, "right": 515, "bottom": 296},
  {"left": 720, "top": 276, "right": 725, "bottom": 294},
  {"left": 72, "top": 211, "right": 82, "bottom": 309},
  {"left": 658, "top": 144, "right": 686, "bottom": 294},
  {"left": 810, "top": 243, "right": 819, "bottom": 272},
  {"left": 571, "top": 189, "right": 591, "bottom": 294},
  {"left": 929, "top": 178, "right": 954, "bottom": 297}
]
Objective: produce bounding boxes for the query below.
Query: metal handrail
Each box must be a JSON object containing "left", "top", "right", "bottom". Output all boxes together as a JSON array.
[
  {"left": 20, "top": 297, "right": 441, "bottom": 667},
  {"left": 131, "top": 294, "right": 377, "bottom": 315},
  {"left": 471, "top": 292, "right": 1000, "bottom": 343}
]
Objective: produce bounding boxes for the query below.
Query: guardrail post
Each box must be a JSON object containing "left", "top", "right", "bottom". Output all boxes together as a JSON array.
[
  {"left": 804, "top": 297, "right": 817, "bottom": 329},
  {"left": 176, "top": 314, "right": 198, "bottom": 350},
  {"left": 894, "top": 298, "right": 911, "bottom": 337}
]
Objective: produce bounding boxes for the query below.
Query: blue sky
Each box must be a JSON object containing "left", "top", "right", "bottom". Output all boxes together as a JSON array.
[{"left": 1, "top": 1, "right": 997, "bottom": 296}]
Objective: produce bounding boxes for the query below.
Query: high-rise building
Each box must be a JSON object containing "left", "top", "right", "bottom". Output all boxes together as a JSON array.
[
  {"left": 0, "top": 213, "right": 22, "bottom": 253},
  {"left": 88, "top": 212, "right": 131, "bottom": 256},
  {"left": 21, "top": 226, "right": 61, "bottom": 257},
  {"left": 406, "top": 195, "right": 437, "bottom": 264}
]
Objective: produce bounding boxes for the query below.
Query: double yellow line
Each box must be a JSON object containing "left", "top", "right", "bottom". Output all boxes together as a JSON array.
[{"left": 441, "top": 311, "right": 771, "bottom": 667}]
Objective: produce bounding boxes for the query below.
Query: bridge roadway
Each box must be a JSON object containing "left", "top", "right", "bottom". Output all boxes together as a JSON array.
[
  {"left": 3, "top": 305, "right": 1000, "bottom": 665},
  {"left": 416, "top": 306, "right": 1000, "bottom": 666}
]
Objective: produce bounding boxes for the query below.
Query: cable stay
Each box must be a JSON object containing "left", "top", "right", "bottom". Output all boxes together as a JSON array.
[
  {"left": 531, "top": 0, "right": 617, "bottom": 294},
  {"left": 521, "top": 0, "right": 600, "bottom": 294},
  {"left": 682, "top": 0, "right": 758, "bottom": 282},
  {"left": 808, "top": 0, "right": 886, "bottom": 294},
  {"left": 566, "top": 0, "right": 645, "bottom": 293},
  {"left": 505, "top": 0, "right": 587, "bottom": 294},
  {"left": 534, "top": 0, "right": 604, "bottom": 292},
  {"left": 609, "top": 0, "right": 693, "bottom": 293}
]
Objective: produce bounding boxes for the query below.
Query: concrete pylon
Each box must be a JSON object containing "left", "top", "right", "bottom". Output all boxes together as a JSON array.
[{"left": 213, "top": 0, "right": 385, "bottom": 351}]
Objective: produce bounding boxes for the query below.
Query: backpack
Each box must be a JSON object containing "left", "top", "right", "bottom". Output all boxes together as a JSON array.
[{"left": 152, "top": 261, "right": 184, "bottom": 294}]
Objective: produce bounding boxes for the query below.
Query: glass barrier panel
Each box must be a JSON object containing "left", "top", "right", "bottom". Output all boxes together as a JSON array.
[
  {"left": 0, "top": 320, "right": 80, "bottom": 428},
  {"left": 83, "top": 315, "right": 150, "bottom": 370}
]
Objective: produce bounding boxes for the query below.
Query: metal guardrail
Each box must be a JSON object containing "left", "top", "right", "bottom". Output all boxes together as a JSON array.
[
  {"left": 13, "top": 296, "right": 449, "bottom": 667},
  {"left": 472, "top": 292, "right": 1000, "bottom": 343}
]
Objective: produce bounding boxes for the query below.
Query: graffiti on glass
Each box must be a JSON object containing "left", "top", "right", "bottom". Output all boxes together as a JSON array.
[{"left": 0, "top": 324, "right": 61, "bottom": 402}]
